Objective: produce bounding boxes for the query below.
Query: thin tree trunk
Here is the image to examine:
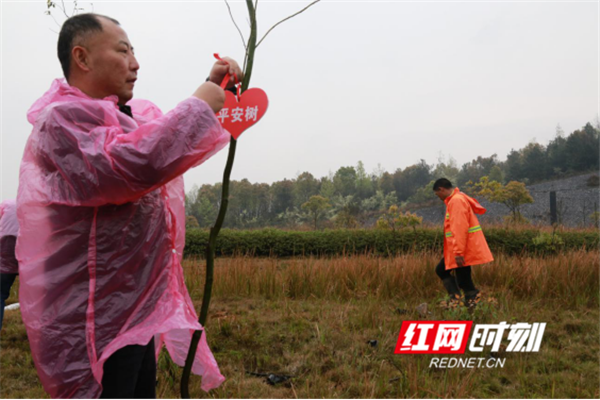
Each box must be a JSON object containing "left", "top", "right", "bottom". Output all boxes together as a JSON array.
[
  {"left": 180, "top": 0, "right": 320, "bottom": 394},
  {"left": 180, "top": 1, "right": 257, "bottom": 398}
]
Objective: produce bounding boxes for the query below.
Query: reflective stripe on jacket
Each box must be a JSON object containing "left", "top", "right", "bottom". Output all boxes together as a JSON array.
[{"left": 443, "top": 188, "right": 494, "bottom": 270}]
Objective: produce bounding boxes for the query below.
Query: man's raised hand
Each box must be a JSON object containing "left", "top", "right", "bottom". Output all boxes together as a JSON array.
[
  {"left": 208, "top": 56, "right": 244, "bottom": 89},
  {"left": 193, "top": 82, "right": 225, "bottom": 113}
]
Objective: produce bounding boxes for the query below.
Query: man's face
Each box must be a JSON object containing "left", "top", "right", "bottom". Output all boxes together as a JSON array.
[
  {"left": 434, "top": 187, "right": 452, "bottom": 201},
  {"left": 83, "top": 18, "right": 139, "bottom": 104}
]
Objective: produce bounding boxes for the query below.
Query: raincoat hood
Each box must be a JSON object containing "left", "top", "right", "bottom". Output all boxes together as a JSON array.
[
  {"left": 445, "top": 188, "right": 487, "bottom": 215},
  {"left": 17, "top": 78, "right": 229, "bottom": 398}
]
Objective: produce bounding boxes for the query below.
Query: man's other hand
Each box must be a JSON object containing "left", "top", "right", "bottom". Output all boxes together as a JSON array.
[
  {"left": 208, "top": 57, "right": 244, "bottom": 89},
  {"left": 455, "top": 256, "right": 465, "bottom": 268},
  {"left": 193, "top": 82, "right": 225, "bottom": 113}
]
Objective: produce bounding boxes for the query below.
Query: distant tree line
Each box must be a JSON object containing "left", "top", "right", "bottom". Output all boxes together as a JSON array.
[{"left": 185, "top": 122, "right": 600, "bottom": 229}]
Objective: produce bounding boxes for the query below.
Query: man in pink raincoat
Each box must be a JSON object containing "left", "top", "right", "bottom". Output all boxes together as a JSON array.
[{"left": 17, "top": 13, "right": 241, "bottom": 398}]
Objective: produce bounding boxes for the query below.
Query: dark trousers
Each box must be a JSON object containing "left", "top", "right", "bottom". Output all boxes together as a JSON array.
[
  {"left": 435, "top": 258, "right": 477, "bottom": 293},
  {"left": 100, "top": 338, "right": 157, "bottom": 399},
  {"left": 0, "top": 273, "right": 18, "bottom": 330}
]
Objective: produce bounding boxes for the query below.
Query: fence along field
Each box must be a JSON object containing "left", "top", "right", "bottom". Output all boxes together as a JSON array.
[{"left": 1, "top": 244, "right": 598, "bottom": 398}]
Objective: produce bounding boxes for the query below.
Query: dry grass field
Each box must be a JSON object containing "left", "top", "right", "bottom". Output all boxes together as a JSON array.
[{"left": 1, "top": 250, "right": 598, "bottom": 398}]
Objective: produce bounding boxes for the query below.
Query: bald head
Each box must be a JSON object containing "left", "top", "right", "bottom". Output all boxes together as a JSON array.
[{"left": 58, "top": 13, "right": 120, "bottom": 80}]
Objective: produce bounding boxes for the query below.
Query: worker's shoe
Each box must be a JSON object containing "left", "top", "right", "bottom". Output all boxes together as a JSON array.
[
  {"left": 447, "top": 293, "right": 462, "bottom": 308},
  {"left": 465, "top": 289, "right": 481, "bottom": 309}
]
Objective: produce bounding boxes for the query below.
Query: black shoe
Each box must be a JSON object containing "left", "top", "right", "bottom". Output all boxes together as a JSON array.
[{"left": 465, "top": 289, "right": 481, "bottom": 309}]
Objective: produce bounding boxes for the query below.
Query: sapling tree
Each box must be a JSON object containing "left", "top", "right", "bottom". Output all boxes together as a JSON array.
[{"left": 180, "top": 1, "right": 320, "bottom": 397}]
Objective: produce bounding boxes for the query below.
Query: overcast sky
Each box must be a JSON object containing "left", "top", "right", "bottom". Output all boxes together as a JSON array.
[{"left": 1, "top": 0, "right": 598, "bottom": 201}]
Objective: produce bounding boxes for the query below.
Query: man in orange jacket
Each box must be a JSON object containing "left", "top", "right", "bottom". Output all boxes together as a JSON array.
[{"left": 433, "top": 178, "right": 494, "bottom": 307}]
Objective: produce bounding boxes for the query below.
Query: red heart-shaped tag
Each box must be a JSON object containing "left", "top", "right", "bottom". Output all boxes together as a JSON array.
[{"left": 215, "top": 88, "right": 268, "bottom": 140}]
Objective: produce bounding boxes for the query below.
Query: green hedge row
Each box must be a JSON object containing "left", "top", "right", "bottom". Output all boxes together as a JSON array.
[{"left": 183, "top": 228, "right": 599, "bottom": 258}]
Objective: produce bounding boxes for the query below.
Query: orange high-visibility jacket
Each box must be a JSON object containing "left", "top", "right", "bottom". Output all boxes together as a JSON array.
[{"left": 443, "top": 188, "right": 494, "bottom": 270}]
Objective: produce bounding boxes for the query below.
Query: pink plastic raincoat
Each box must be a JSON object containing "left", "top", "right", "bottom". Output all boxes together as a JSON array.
[
  {"left": 17, "top": 79, "right": 229, "bottom": 398},
  {"left": 0, "top": 200, "right": 19, "bottom": 274}
]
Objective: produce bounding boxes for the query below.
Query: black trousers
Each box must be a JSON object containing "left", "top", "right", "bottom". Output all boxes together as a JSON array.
[
  {"left": 435, "top": 258, "right": 477, "bottom": 293},
  {"left": 100, "top": 338, "right": 157, "bottom": 399}
]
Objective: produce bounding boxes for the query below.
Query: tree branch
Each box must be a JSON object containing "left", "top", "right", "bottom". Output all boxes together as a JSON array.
[
  {"left": 224, "top": 0, "right": 247, "bottom": 50},
  {"left": 256, "top": 0, "right": 320, "bottom": 48},
  {"left": 59, "top": 0, "right": 69, "bottom": 18},
  {"left": 46, "top": 10, "right": 63, "bottom": 28}
]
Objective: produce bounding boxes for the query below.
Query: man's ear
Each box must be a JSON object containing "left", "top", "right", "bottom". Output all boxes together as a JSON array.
[{"left": 72, "top": 46, "right": 91, "bottom": 73}]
